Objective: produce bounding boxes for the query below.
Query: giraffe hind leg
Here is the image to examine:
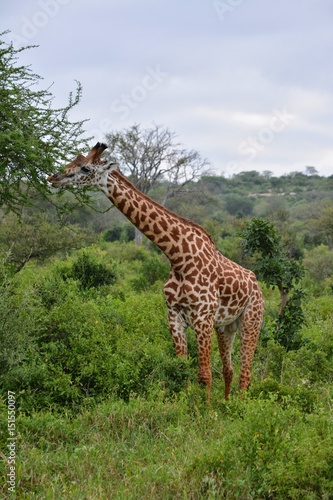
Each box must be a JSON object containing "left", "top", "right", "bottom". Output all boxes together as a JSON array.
[
  {"left": 215, "top": 321, "right": 238, "bottom": 400},
  {"left": 239, "top": 297, "right": 263, "bottom": 392}
]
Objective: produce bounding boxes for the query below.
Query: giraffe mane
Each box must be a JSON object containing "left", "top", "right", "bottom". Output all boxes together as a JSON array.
[
  {"left": 72, "top": 143, "right": 215, "bottom": 245},
  {"left": 112, "top": 169, "right": 216, "bottom": 245}
]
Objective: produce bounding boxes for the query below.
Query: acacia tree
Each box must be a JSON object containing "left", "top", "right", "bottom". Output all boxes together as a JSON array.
[
  {"left": 239, "top": 218, "right": 305, "bottom": 350},
  {"left": 105, "top": 123, "right": 211, "bottom": 244},
  {"left": 0, "top": 32, "right": 89, "bottom": 213}
]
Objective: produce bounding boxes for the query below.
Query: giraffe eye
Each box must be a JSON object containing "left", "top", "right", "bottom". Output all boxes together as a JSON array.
[{"left": 81, "top": 166, "right": 90, "bottom": 173}]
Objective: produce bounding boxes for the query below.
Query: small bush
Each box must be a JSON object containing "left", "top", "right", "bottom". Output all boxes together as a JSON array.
[
  {"left": 131, "top": 253, "right": 170, "bottom": 291},
  {"left": 303, "top": 244, "right": 333, "bottom": 283},
  {"left": 103, "top": 225, "right": 123, "bottom": 242},
  {"left": 59, "top": 250, "right": 116, "bottom": 290},
  {"left": 103, "top": 224, "right": 135, "bottom": 242},
  {"left": 274, "top": 288, "right": 306, "bottom": 350}
]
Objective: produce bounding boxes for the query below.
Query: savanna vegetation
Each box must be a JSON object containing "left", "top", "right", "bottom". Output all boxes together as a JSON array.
[
  {"left": 1, "top": 34, "right": 333, "bottom": 499},
  {"left": 1, "top": 171, "right": 333, "bottom": 498}
]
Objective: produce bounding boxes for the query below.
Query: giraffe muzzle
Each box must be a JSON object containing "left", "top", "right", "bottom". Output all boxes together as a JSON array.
[{"left": 47, "top": 173, "right": 66, "bottom": 188}]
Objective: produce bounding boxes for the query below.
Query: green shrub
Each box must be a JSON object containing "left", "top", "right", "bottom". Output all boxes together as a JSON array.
[
  {"left": 304, "top": 244, "right": 333, "bottom": 283},
  {"left": 101, "top": 241, "right": 149, "bottom": 262},
  {"left": 123, "top": 224, "right": 135, "bottom": 242},
  {"left": 0, "top": 253, "right": 188, "bottom": 413},
  {"left": 250, "top": 378, "right": 317, "bottom": 413},
  {"left": 103, "top": 224, "right": 135, "bottom": 243},
  {"left": 103, "top": 225, "right": 123, "bottom": 242},
  {"left": 60, "top": 250, "right": 116, "bottom": 290},
  {"left": 1, "top": 240, "right": 332, "bottom": 424},
  {"left": 274, "top": 288, "right": 306, "bottom": 351},
  {"left": 0, "top": 260, "right": 43, "bottom": 381},
  {"left": 131, "top": 253, "right": 170, "bottom": 291}
]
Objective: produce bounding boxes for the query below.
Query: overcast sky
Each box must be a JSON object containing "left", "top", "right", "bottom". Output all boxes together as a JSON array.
[{"left": 2, "top": 0, "right": 333, "bottom": 177}]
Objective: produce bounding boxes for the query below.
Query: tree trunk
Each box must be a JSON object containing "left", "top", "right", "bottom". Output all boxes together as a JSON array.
[
  {"left": 278, "top": 285, "right": 289, "bottom": 317},
  {"left": 135, "top": 227, "right": 144, "bottom": 246}
]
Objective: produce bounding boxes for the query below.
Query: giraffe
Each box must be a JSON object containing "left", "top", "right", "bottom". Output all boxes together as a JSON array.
[{"left": 48, "top": 143, "right": 264, "bottom": 401}]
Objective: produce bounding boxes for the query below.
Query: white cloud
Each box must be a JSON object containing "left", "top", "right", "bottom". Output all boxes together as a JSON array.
[{"left": 1, "top": 0, "right": 333, "bottom": 176}]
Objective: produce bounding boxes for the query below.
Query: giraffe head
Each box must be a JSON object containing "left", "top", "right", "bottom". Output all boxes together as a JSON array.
[{"left": 48, "top": 142, "right": 118, "bottom": 188}]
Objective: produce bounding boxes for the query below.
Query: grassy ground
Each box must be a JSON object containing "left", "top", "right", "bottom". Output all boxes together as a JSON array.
[
  {"left": 1, "top": 245, "right": 333, "bottom": 498},
  {"left": 2, "top": 381, "right": 333, "bottom": 499}
]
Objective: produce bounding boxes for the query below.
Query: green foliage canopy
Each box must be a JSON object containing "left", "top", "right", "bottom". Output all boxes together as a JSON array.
[{"left": 0, "top": 32, "right": 88, "bottom": 212}]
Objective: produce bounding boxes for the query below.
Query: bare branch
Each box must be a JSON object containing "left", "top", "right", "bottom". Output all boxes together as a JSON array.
[{"left": 105, "top": 123, "right": 211, "bottom": 201}]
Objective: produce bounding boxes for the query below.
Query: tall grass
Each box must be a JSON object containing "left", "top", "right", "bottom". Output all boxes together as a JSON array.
[{"left": 2, "top": 389, "right": 332, "bottom": 499}]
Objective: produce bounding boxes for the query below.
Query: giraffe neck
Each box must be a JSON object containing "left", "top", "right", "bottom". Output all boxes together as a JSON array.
[{"left": 102, "top": 170, "right": 213, "bottom": 263}]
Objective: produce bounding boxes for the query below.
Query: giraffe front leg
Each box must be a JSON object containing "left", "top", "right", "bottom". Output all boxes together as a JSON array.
[
  {"left": 167, "top": 309, "right": 188, "bottom": 357},
  {"left": 194, "top": 318, "right": 214, "bottom": 403}
]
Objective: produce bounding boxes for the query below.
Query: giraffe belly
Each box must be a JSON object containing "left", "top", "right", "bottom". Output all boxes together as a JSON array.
[
  {"left": 214, "top": 302, "right": 243, "bottom": 327},
  {"left": 214, "top": 292, "right": 249, "bottom": 327}
]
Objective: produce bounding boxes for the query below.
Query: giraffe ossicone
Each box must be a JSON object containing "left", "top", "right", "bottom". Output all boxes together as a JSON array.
[{"left": 48, "top": 143, "right": 264, "bottom": 401}]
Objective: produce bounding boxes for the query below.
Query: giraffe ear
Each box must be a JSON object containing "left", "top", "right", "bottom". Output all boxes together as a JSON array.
[
  {"left": 76, "top": 154, "right": 87, "bottom": 166},
  {"left": 86, "top": 142, "right": 108, "bottom": 163}
]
